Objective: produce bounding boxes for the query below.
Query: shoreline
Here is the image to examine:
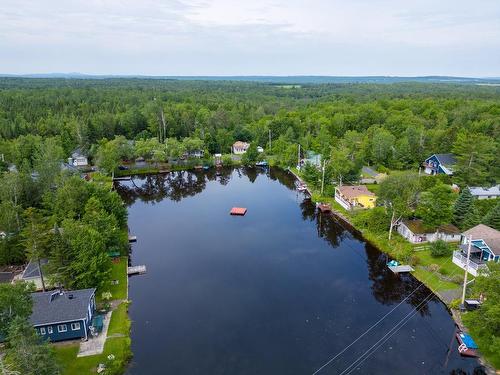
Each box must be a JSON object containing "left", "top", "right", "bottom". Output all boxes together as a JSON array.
[{"left": 286, "top": 168, "right": 496, "bottom": 374}]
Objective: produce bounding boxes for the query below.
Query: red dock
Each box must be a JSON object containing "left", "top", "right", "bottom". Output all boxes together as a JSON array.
[
  {"left": 230, "top": 207, "right": 247, "bottom": 216},
  {"left": 317, "top": 203, "right": 331, "bottom": 213}
]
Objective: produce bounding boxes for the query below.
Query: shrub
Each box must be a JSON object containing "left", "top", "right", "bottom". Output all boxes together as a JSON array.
[
  {"left": 409, "top": 255, "right": 420, "bottom": 266},
  {"left": 450, "top": 274, "right": 464, "bottom": 284},
  {"left": 430, "top": 240, "right": 452, "bottom": 257},
  {"left": 428, "top": 264, "right": 440, "bottom": 272}
]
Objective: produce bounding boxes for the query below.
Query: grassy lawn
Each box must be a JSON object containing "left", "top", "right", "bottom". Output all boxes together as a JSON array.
[
  {"left": 55, "top": 302, "right": 131, "bottom": 375},
  {"left": 463, "top": 312, "right": 500, "bottom": 369},
  {"left": 55, "top": 257, "right": 131, "bottom": 374},
  {"left": 55, "top": 336, "right": 131, "bottom": 375},
  {"left": 107, "top": 302, "right": 131, "bottom": 336},
  {"left": 98, "top": 257, "right": 128, "bottom": 302}
]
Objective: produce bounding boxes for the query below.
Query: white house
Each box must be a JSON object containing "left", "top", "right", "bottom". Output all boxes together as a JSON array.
[
  {"left": 452, "top": 224, "right": 500, "bottom": 276},
  {"left": 397, "top": 219, "right": 461, "bottom": 244},
  {"left": 469, "top": 185, "right": 500, "bottom": 200},
  {"left": 68, "top": 149, "right": 88, "bottom": 167},
  {"left": 232, "top": 141, "right": 250, "bottom": 155}
]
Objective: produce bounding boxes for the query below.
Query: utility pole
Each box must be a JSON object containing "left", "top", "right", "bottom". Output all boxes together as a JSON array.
[
  {"left": 321, "top": 159, "right": 326, "bottom": 196},
  {"left": 269, "top": 129, "right": 272, "bottom": 152},
  {"left": 461, "top": 235, "right": 472, "bottom": 307}
]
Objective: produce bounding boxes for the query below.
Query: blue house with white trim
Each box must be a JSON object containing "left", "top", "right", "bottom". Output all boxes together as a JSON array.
[
  {"left": 452, "top": 224, "right": 500, "bottom": 276},
  {"left": 422, "top": 154, "right": 456, "bottom": 175},
  {"left": 30, "top": 288, "right": 96, "bottom": 342}
]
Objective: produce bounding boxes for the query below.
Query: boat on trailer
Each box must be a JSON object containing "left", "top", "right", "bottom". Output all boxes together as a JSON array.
[{"left": 456, "top": 331, "right": 479, "bottom": 357}]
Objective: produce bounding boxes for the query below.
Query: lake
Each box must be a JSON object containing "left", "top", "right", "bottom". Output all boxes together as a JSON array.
[{"left": 116, "top": 168, "right": 482, "bottom": 375}]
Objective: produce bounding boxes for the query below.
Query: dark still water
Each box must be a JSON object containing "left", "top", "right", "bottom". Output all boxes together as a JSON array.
[{"left": 116, "top": 168, "right": 481, "bottom": 375}]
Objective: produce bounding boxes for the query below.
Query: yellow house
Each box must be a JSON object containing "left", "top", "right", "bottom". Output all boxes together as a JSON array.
[{"left": 335, "top": 185, "right": 376, "bottom": 210}]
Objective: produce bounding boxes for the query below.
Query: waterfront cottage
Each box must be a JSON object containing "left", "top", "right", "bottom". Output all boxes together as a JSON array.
[
  {"left": 397, "top": 219, "right": 461, "bottom": 243},
  {"left": 421, "top": 153, "right": 456, "bottom": 175},
  {"left": 232, "top": 141, "right": 250, "bottom": 154},
  {"left": 468, "top": 185, "right": 500, "bottom": 200},
  {"left": 334, "top": 185, "right": 376, "bottom": 210},
  {"left": 68, "top": 148, "right": 89, "bottom": 167},
  {"left": 453, "top": 224, "right": 500, "bottom": 276},
  {"left": 30, "top": 288, "right": 96, "bottom": 342},
  {"left": 299, "top": 151, "right": 322, "bottom": 169}
]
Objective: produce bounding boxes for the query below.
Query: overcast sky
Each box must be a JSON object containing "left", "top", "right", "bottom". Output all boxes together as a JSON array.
[{"left": 1, "top": 0, "right": 499, "bottom": 76}]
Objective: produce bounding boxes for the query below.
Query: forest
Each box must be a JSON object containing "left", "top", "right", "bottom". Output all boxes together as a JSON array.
[{"left": 0, "top": 78, "right": 499, "bottom": 373}]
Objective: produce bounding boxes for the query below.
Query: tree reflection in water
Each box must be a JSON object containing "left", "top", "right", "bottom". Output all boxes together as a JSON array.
[{"left": 116, "top": 167, "right": 433, "bottom": 315}]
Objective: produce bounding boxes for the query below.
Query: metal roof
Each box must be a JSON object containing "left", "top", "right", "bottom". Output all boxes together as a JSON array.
[{"left": 469, "top": 185, "right": 500, "bottom": 197}]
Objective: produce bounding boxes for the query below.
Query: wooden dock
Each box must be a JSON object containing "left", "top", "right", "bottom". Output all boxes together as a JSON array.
[
  {"left": 128, "top": 235, "right": 137, "bottom": 242},
  {"left": 127, "top": 265, "right": 146, "bottom": 275},
  {"left": 113, "top": 176, "right": 131, "bottom": 181},
  {"left": 388, "top": 265, "right": 414, "bottom": 273}
]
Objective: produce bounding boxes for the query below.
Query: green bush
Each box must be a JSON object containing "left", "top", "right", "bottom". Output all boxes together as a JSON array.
[{"left": 430, "top": 240, "right": 452, "bottom": 258}]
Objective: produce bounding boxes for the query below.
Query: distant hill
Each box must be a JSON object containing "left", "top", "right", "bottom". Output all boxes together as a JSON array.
[{"left": 1, "top": 73, "right": 500, "bottom": 85}]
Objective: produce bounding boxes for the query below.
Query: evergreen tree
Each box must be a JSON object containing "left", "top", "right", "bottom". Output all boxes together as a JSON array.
[
  {"left": 452, "top": 187, "right": 473, "bottom": 229},
  {"left": 462, "top": 205, "right": 482, "bottom": 230},
  {"left": 483, "top": 201, "right": 500, "bottom": 231},
  {"left": 416, "top": 183, "right": 456, "bottom": 229},
  {"left": 4, "top": 317, "right": 60, "bottom": 375}
]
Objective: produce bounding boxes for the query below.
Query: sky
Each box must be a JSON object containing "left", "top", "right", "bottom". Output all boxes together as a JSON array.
[{"left": 1, "top": 0, "right": 499, "bottom": 77}]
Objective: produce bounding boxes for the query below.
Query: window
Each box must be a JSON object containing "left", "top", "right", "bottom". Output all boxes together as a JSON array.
[
  {"left": 48, "top": 326, "right": 53, "bottom": 334},
  {"left": 39, "top": 327, "right": 46, "bottom": 335},
  {"left": 71, "top": 322, "right": 81, "bottom": 331},
  {"left": 57, "top": 324, "right": 67, "bottom": 333}
]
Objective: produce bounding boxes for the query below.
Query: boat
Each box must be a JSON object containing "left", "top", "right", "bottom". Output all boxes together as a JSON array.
[
  {"left": 203, "top": 165, "right": 210, "bottom": 170},
  {"left": 456, "top": 331, "right": 479, "bottom": 357},
  {"left": 255, "top": 161, "right": 268, "bottom": 167}
]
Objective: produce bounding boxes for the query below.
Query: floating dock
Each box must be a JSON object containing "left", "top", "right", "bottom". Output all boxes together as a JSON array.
[
  {"left": 128, "top": 235, "right": 137, "bottom": 242},
  {"left": 388, "top": 265, "right": 414, "bottom": 273},
  {"left": 127, "top": 265, "right": 146, "bottom": 275},
  {"left": 113, "top": 176, "right": 131, "bottom": 181},
  {"left": 230, "top": 207, "right": 247, "bottom": 216}
]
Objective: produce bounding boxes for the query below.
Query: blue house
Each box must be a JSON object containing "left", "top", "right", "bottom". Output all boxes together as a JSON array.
[
  {"left": 30, "top": 288, "right": 96, "bottom": 342},
  {"left": 452, "top": 224, "right": 500, "bottom": 276},
  {"left": 422, "top": 154, "right": 456, "bottom": 175}
]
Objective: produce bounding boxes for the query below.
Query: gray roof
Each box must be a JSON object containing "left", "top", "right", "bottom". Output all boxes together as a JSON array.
[
  {"left": 30, "top": 288, "right": 95, "bottom": 326},
  {"left": 469, "top": 185, "right": 500, "bottom": 197},
  {"left": 71, "top": 148, "right": 87, "bottom": 158},
  {"left": 22, "top": 258, "right": 48, "bottom": 279},
  {"left": 362, "top": 166, "right": 378, "bottom": 177},
  {"left": 463, "top": 224, "right": 500, "bottom": 255},
  {"left": 434, "top": 154, "right": 456, "bottom": 167}
]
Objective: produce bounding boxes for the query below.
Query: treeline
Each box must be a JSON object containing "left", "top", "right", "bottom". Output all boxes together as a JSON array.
[{"left": 1, "top": 79, "right": 498, "bottom": 187}]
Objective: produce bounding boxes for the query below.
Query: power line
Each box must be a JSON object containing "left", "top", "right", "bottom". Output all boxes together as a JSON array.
[
  {"left": 339, "top": 292, "right": 435, "bottom": 375},
  {"left": 311, "top": 214, "right": 466, "bottom": 374},
  {"left": 311, "top": 282, "right": 426, "bottom": 375}
]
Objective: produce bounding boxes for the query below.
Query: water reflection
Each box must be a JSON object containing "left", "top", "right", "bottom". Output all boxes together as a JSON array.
[{"left": 118, "top": 168, "right": 481, "bottom": 375}]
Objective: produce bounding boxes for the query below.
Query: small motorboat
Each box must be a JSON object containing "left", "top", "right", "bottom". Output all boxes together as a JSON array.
[
  {"left": 456, "top": 331, "right": 479, "bottom": 357},
  {"left": 203, "top": 165, "right": 210, "bottom": 170},
  {"left": 297, "top": 183, "right": 308, "bottom": 192},
  {"left": 256, "top": 161, "right": 268, "bottom": 167}
]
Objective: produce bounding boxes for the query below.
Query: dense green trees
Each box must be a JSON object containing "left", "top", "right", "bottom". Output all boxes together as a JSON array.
[
  {"left": 0, "top": 79, "right": 498, "bottom": 186},
  {"left": 416, "top": 183, "right": 455, "bottom": 229}
]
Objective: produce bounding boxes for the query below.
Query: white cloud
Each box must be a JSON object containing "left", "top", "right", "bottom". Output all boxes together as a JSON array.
[{"left": 0, "top": 0, "right": 499, "bottom": 76}]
